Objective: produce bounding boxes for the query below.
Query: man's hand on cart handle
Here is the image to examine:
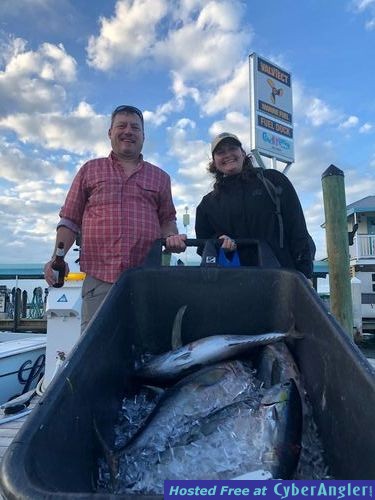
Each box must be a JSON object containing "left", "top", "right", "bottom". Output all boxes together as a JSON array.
[{"left": 165, "top": 234, "right": 187, "bottom": 253}]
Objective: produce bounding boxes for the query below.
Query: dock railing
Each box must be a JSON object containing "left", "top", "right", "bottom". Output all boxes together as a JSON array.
[
  {"left": 0, "top": 287, "right": 47, "bottom": 333},
  {"left": 352, "top": 234, "right": 375, "bottom": 260}
]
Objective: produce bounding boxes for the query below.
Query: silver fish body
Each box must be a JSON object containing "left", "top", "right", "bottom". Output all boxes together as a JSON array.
[
  {"left": 122, "top": 360, "right": 258, "bottom": 454},
  {"left": 256, "top": 341, "right": 302, "bottom": 389},
  {"left": 115, "top": 380, "right": 302, "bottom": 494},
  {"left": 259, "top": 379, "right": 302, "bottom": 479},
  {"left": 108, "top": 360, "right": 259, "bottom": 487},
  {"left": 256, "top": 342, "right": 308, "bottom": 419},
  {"left": 136, "top": 331, "right": 289, "bottom": 382}
]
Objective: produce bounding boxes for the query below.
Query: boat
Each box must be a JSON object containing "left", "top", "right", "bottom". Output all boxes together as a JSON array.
[
  {"left": 0, "top": 332, "right": 46, "bottom": 404},
  {"left": 0, "top": 267, "right": 84, "bottom": 399},
  {"left": 1, "top": 239, "right": 375, "bottom": 498},
  {"left": 0, "top": 265, "right": 47, "bottom": 406}
]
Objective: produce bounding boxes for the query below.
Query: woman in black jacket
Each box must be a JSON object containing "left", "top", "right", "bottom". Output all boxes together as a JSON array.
[{"left": 195, "top": 132, "right": 314, "bottom": 278}]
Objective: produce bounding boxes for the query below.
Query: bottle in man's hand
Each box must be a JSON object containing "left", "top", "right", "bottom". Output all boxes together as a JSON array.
[{"left": 51, "top": 242, "right": 66, "bottom": 288}]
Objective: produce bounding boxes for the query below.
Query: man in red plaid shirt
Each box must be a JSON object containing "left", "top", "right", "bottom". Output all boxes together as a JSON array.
[{"left": 44, "top": 105, "right": 186, "bottom": 330}]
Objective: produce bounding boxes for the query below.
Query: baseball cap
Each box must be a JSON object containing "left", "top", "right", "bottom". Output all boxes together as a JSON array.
[
  {"left": 211, "top": 132, "right": 242, "bottom": 154},
  {"left": 111, "top": 105, "right": 144, "bottom": 127}
]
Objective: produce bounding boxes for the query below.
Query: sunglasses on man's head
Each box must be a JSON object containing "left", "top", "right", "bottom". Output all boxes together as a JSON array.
[{"left": 111, "top": 105, "right": 144, "bottom": 125}]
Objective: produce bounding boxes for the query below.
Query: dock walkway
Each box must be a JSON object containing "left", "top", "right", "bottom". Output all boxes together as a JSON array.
[{"left": 0, "top": 396, "right": 40, "bottom": 462}]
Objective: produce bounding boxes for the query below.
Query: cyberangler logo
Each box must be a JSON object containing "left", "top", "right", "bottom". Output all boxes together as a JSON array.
[{"left": 262, "top": 131, "right": 291, "bottom": 151}]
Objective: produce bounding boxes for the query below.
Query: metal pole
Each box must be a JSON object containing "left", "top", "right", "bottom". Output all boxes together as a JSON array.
[
  {"left": 183, "top": 206, "right": 190, "bottom": 265},
  {"left": 282, "top": 162, "right": 292, "bottom": 175},
  {"left": 13, "top": 286, "right": 21, "bottom": 333},
  {"left": 322, "top": 164, "right": 354, "bottom": 338},
  {"left": 250, "top": 149, "right": 266, "bottom": 169}
]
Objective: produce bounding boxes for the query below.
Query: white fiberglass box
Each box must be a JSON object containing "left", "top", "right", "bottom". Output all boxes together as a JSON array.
[{"left": 44, "top": 274, "right": 84, "bottom": 387}]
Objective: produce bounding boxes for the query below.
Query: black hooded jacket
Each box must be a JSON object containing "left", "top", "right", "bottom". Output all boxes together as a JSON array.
[{"left": 195, "top": 168, "right": 313, "bottom": 278}]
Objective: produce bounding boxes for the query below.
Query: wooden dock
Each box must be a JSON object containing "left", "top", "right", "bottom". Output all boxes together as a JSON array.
[
  {"left": 0, "top": 318, "right": 46, "bottom": 333},
  {"left": 0, "top": 396, "right": 40, "bottom": 461},
  {"left": 0, "top": 396, "right": 41, "bottom": 499}
]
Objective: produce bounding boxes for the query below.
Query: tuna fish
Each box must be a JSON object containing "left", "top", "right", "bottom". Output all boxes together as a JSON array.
[
  {"left": 136, "top": 326, "right": 300, "bottom": 382},
  {"left": 100, "top": 360, "right": 259, "bottom": 485},
  {"left": 256, "top": 341, "right": 303, "bottom": 389},
  {"left": 114, "top": 379, "right": 302, "bottom": 494},
  {"left": 124, "top": 360, "right": 259, "bottom": 454}
]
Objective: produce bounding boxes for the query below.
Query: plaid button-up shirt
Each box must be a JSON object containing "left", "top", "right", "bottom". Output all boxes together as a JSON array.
[{"left": 59, "top": 153, "right": 176, "bottom": 282}]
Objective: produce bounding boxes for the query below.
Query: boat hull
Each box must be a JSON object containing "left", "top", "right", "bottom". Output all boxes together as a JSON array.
[{"left": 0, "top": 333, "right": 46, "bottom": 404}]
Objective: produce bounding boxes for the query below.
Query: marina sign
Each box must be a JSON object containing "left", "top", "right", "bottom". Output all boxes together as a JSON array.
[{"left": 249, "top": 53, "right": 294, "bottom": 164}]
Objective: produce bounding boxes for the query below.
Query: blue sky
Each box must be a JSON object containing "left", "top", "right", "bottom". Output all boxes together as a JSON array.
[{"left": 1, "top": 0, "right": 375, "bottom": 268}]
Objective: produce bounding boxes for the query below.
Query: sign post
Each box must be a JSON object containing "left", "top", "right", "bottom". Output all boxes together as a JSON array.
[{"left": 249, "top": 53, "right": 294, "bottom": 169}]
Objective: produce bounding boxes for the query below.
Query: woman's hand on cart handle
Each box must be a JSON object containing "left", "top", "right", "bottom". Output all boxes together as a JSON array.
[{"left": 218, "top": 234, "right": 237, "bottom": 252}]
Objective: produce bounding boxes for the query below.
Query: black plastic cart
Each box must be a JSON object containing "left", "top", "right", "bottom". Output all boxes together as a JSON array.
[{"left": 1, "top": 240, "right": 375, "bottom": 499}]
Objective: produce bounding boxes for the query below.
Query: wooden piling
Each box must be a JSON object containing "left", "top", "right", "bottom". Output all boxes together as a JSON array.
[{"left": 322, "top": 165, "right": 353, "bottom": 338}]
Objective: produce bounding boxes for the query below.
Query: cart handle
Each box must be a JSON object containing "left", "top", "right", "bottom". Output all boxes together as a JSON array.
[{"left": 143, "top": 238, "right": 281, "bottom": 268}]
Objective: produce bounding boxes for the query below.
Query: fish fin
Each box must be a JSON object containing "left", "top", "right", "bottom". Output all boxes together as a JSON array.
[
  {"left": 171, "top": 304, "right": 187, "bottom": 349},
  {"left": 143, "top": 384, "right": 165, "bottom": 396}
]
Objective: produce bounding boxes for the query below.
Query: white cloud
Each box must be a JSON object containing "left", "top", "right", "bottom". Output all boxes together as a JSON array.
[
  {"left": 167, "top": 118, "right": 211, "bottom": 205},
  {"left": 203, "top": 61, "right": 249, "bottom": 115},
  {"left": 143, "top": 71, "right": 200, "bottom": 126},
  {"left": 0, "top": 38, "right": 77, "bottom": 116},
  {"left": 0, "top": 139, "right": 72, "bottom": 185},
  {"left": 0, "top": 32, "right": 83, "bottom": 262},
  {"left": 154, "top": 1, "right": 250, "bottom": 83},
  {"left": 171, "top": 0, "right": 204, "bottom": 22},
  {"left": 0, "top": 102, "right": 109, "bottom": 156},
  {"left": 0, "top": 37, "right": 26, "bottom": 66},
  {"left": 172, "top": 71, "right": 200, "bottom": 104},
  {"left": 0, "top": 181, "right": 69, "bottom": 263},
  {"left": 351, "top": 0, "right": 375, "bottom": 12},
  {"left": 345, "top": 170, "right": 375, "bottom": 199},
  {"left": 303, "top": 97, "right": 339, "bottom": 127},
  {"left": 5, "top": 42, "right": 75, "bottom": 82},
  {"left": 339, "top": 115, "right": 359, "bottom": 129},
  {"left": 293, "top": 82, "right": 341, "bottom": 127},
  {"left": 350, "top": 0, "right": 375, "bottom": 29},
  {"left": 87, "top": 0, "right": 168, "bottom": 70},
  {"left": 87, "top": 0, "right": 252, "bottom": 83},
  {"left": 143, "top": 92, "right": 185, "bottom": 127},
  {"left": 143, "top": 110, "right": 168, "bottom": 127},
  {"left": 209, "top": 111, "right": 250, "bottom": 149},
  {"left": 359, "top": 122, "right": 374, "bottom": 133}
]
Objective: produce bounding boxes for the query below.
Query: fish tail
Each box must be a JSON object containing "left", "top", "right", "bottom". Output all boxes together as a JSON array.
[{"left": 93, "top": 418, "right": 122, "bottom": 488}]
